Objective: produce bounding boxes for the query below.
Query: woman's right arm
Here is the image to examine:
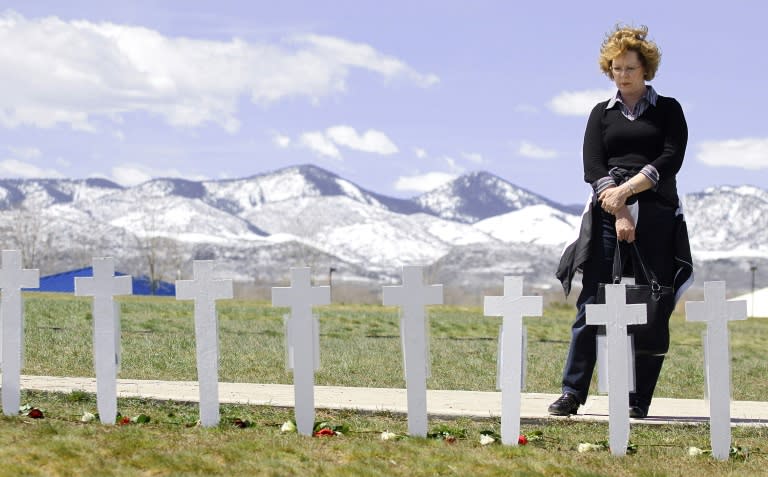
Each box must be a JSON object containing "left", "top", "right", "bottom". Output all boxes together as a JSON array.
[
  {"left": 614, "top": 206, "right": 636, "bottom": 242},
  {"left": 582, "top": 102, "right": 612, "bottom": 195}
]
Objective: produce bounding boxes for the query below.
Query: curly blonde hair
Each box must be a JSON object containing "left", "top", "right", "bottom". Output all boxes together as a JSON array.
[{"left": 599, "top": 24, "right": 661, "bottom": 81}]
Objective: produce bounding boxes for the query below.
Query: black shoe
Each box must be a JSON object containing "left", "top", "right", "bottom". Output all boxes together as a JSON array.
[
  {"left": 629, "top": 406, "right": 648, "bottom": 418},
  {"left": 548, "top": 392, "right": 580, "bottom": 416}
]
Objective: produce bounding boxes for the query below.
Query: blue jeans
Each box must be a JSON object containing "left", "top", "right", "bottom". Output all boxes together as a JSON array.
[{"left": 561, "top": 203, "right": 672, "bottom": 409}]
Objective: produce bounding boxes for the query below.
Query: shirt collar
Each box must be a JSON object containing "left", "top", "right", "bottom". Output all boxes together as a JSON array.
[{"left": 606, "top": 85, "right": 658, "bottom": 109}]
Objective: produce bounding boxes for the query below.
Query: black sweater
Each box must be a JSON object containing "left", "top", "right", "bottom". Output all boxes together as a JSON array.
[{"left": 582, "top": 95, "right": 688, "bottom": 205}]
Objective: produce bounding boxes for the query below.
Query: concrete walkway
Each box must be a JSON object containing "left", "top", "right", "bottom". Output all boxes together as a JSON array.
[{"left": 20, "top": 375, "right": 768, "bottom": 426}]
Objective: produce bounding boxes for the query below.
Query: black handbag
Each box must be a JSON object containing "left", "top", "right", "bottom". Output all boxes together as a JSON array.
[{"left": 596, "top": 241, "right": 676, "bottom": 355}]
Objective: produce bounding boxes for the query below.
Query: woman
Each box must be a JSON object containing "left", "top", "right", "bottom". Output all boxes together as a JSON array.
[{"left": 553, "top": 25, "right": 693, "bottom": 418}]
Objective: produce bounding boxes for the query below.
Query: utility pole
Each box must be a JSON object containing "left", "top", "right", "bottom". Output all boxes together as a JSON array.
[
  {"left": 328, "top": 267, "right": 337, "bottom": 300},
  {"left": 750, "top": 264, "right": 757, "bottom": 318}
]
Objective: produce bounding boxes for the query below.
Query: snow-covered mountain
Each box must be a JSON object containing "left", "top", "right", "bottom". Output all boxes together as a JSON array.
[
  {"left": 201, "top": 164, "right": 421, "bottom": 216},
  {"left": 239, "top": 194, "right": 495, "bottom": 272},
  {"left": 1, "top": 166, "right": 766, "bottom": 295},
  {"left": 474, "top": 204, "right": 583, "bottom": 246},
  {"left": 684, "top": 185, "right": 768, "bottom": 255},
  {"left": 0, "top": 177, "right": 123, "bottom": 209},
  {"left": 414, "top": 171, "right": 569, "bottom": 223},
  {"left": 429, "top": 241, "right": 563, "bottom": 294}
]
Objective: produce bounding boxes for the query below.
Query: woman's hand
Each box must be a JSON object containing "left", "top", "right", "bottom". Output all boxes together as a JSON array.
[
  {"left": 614, "top": 206, "right": 636, "bottom": 243},
  {"left": 598, "top": 185, "right": 631, "bottom": 215}
]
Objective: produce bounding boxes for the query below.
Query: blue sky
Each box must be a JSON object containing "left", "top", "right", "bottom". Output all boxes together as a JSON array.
[{"left": 1, "top": 1, "right": 766, "bottom": 205}]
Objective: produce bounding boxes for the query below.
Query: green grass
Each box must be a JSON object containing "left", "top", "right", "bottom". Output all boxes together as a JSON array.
[
  {"left": 6, "top": 292, "right": 768, "bottom": 476},
  {"left": 22, "top": 293, "right": 768, "bottom": 400},
  {"left": 3, "top": 391, "right": 767, "bottom": 477}
]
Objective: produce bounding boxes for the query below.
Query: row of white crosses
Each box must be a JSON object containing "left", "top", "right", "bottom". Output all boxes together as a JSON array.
[
  {"left": 273, "top": 266, "right": 542, "bottom": 442},
  {"left": 587, "top": 282, "right": 748, "bottom": 459},
  {"left": 0, "top": 251, "right": 752, "bottom": 459}
]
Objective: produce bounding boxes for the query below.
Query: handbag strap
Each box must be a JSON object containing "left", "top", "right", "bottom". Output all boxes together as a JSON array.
[
  {"left": 611, "top": 241, "right": 661, "bottom": 291},
  {"left": 631, "top": 241, "right": 662, "bottom": 292},
  {"left": 611, "top": 244, "right": 623, "bottom": 284}
]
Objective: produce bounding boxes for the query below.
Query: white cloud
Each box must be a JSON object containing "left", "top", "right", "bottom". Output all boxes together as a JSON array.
[
  {"left": 0, "top": 11, "right": 438, "bottom": 132},
  {"left": 0, "top": 159, "right": 63, "bottom": 178},
  {"left": 519, "top": 141, "right": 557, "bottom": 159},
  {"left": 296, "top": 125, "right": 397, "bottom": 158},
  {"left": 696, "top": 138, "right": 768, "bottom": 170},
  {"left": 414, "top": 147, "right": 427, "bottom": 159},
  {"left": 110, "top": 164, "right": 208, "bottom": 186},
  {"left": 462, "top": 152, "right": 484, "bottom": 164},
  {"left": 442, "top": 156, "right": 464, "bottom": 173},
  {"left": 297, "top": 34, "right": 439, "bottom": 88},
  {"left": 273, "top": 133, "right": 291, "bottom": 148},
  {"left": 548, "top": 88, "right": 614, "bottom": 116},
  {"left": 394, "top": 171, "right": 457, "bottom": 193},
  {"left": 326, "top": 125, "right": 398, "bottom": 155},
  {"left": 299, "top": 132, "right": 342, "bottom": 159}
]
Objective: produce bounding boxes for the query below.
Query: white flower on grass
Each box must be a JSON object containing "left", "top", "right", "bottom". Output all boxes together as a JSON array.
[
  {"left": 688, "top": 446, "right": 705, "bottom": 456},
  {"left": 479, "top": 434, "right": 496, "bottom": 446},
  {"left": 380, "top": 431, "right": 398, "bottom": 441},
  {"left": 280, "top": 420, "right": 296, "bottom": 433},
  {"left": 577, "top": 443, "right": 603, "bottom": 453},
  {"left": 80, "top": 412, "right": 96, "bottom": 423}
]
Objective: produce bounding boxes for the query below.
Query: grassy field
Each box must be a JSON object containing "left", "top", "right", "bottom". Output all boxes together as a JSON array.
[
  {"left": 23, "top": 293, "right": 768, "bottom": 399},
  {"left": 2, "top": 292, "right": 767, "bottom": 476}
]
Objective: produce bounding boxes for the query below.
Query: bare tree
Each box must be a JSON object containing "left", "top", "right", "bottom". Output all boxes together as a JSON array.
[
  {"left": 3, "top": 205, "right": 53, "bottom": 269},
  {"left": 131, "top": 204, "right": 184, "bottom": 294}
]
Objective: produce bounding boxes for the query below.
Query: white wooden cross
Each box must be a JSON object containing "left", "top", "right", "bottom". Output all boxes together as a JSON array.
[
  {"left": 685, "top": 281, "right": 747, "bottom": 460},
  {"left": 586, "top": 284, "right": 646, "bottom": 456},
  {"left": 272, "top": 267, "right": 330, "bottom": 436},
  {"left": 382, "top": 266, "right": 443, "bottom": 438},
  {"left": 176, "top": 260, "right": 233, "bottom": 428},
  {"left": 74, "top": 257, "right": 132, "bottom": 425},
  {"left": 0, "top": 250, "right": 39, "bottom": 416},
  {"left": 483, "top": 276, "right": 542, "bottom": 446},
  {"left": 596, "top": 334, "right": 635, "bottom": 394}
]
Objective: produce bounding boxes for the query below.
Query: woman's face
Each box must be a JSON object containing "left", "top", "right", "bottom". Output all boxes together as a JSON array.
[{"left": 610, "top": 50, "right": 646, "bottom": 98}]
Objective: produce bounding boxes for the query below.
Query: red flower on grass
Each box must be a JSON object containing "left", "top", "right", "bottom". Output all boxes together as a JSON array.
[
  {"left": 118, "top": 416, "right": 131, "bottom": 425},
  {"left": 518, "top": 435, "right": 528, "bottom": 445},
  {"left": 313, "top": 427, "right": 336, "bottom": 437},
  {"left": 27, "top": 408, "right": 44, "bottom": 419}
]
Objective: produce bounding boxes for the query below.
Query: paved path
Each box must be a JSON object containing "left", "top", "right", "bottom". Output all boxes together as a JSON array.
[{"left": 20, "top": 375, "right": 768, "bottom": 426}]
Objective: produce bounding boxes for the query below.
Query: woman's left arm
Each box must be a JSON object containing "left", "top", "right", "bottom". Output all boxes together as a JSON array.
[
  {"left": 649, "top": 97, "right": 688, "bottom": 177},
  {"left": 598, "top": 174, "right": 653, "bottom": 214}
]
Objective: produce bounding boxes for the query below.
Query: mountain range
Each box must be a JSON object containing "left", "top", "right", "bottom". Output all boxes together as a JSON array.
[{"left": 1, "top": 164, "right": 765, "bottom": 300}]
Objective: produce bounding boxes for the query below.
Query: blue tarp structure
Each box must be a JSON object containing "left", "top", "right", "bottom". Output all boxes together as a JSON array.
[{"left": 29, "top": 267, "right": 176, "bottom": 296}]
